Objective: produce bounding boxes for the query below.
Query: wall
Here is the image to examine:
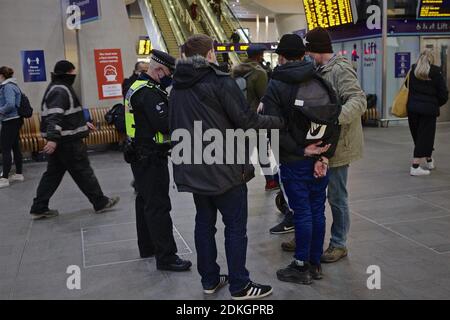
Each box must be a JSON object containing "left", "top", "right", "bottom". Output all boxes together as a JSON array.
[
  {"left": 76, "top": 0, "right": 137, "bottom": 107},
  {"left": 0, "top": 0, "right": 66, "bottom": 109},
  {"left": 274, "top": 14, "right": 307, "bottom": 35},
  {"left": 240, "top": 20, "right": 279, "bottom": 42}
]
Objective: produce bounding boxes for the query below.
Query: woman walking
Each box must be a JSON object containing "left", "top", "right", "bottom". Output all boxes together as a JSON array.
[
  {"left": 407, "top": 50, "right": 448, "bottom": 176},
  {"left": 0, "top": 66, "right": 24, "bottom": 188}
]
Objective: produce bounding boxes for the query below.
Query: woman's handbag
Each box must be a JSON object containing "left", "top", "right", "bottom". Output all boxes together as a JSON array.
[{"left": 391, "top": 72, "right": 410, "bottom": 118}]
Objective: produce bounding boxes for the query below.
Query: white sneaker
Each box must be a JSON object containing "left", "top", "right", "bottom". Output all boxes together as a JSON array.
[
  {"left": 424, "top": 159, "right": 435, "bottom": 170},
  {"left": 0, "top": 178, "right": 10, "bottom": 188},
  {"left": 410, "top": 166, "right": 431, "bottom": 176},
  {"left": 9, "top": 174, "right": 24, "bottom": 182}
]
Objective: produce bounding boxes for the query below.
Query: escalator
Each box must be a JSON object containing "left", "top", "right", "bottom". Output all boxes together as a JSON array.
[{"left": 146, "top": 0, "right": 182, "bottom": 57}]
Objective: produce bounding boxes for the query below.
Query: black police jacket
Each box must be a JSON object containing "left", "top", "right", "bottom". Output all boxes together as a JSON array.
[{"left": 130, "top": 74, "right": 170, "bottom": 156}]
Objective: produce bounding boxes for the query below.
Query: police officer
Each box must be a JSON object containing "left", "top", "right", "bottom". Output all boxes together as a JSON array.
[{"left": 125, "top": 51, "right": 192, "bottom": 272}]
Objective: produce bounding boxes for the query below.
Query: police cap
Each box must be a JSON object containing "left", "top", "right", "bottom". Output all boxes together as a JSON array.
[{"left": 150, "top": 50, "right": 176, "bottom": 71}]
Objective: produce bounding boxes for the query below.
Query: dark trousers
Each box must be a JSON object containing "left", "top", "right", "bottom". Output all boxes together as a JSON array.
[
  {"left": 30, "top": 139, "right": 108, "bottom": 213},
  {"left": 279, "top": 159, "right": 329, "bottom": 265},
  {"left": 408, "top": 112, "right": 437, "bottom": 158},
  {"left": 193, "top": 184, "right": 250, "bottom": 294},
  {"left": 131, "top": 159, "right": 177, "bottom": 264},
  {"left": 1, "top": 118, "right": 23, "bottom": 178}
]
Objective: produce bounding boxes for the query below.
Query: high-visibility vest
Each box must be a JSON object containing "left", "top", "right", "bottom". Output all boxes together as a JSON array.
[{"left": 124, "top": 80, "right": 170, "bottom": 144}]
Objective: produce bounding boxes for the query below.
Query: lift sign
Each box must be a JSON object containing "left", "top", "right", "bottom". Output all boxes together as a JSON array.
[
  {"left": 303, "top": 0, "right": 354, "bottom": 30},
  {"left": 418, "top": 0, "right": 450, "bottom": 20}
]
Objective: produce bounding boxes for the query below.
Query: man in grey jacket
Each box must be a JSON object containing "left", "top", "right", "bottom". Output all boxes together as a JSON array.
[{"left": 282, "top": 28, "right": 367, "bottom": 263}]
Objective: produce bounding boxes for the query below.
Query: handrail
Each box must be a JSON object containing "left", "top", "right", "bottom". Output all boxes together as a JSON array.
[
  {"left": 158, "top": 0, "right": 185, "bottom": 46},
  {"left": 169, "top": 0, "right": 199, "bottom": 35},
  {"left": 223, "top": 0, "right": 251, "bottom": 43}
]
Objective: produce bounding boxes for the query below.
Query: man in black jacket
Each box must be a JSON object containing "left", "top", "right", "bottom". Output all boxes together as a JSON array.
[
  {"left": 30, "top": 61, "right": 119, "bottom": 220},
  {"left": 170, "top": 34, "right": 284, "bottom": 300},
  {"left": 261, "top": 34, "right": 340, "bottom": 284}
]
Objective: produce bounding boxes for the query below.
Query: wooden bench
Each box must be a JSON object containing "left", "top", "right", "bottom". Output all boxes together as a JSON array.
[{"left": 19, "top": 107, "right": 121, "bottom": 153}]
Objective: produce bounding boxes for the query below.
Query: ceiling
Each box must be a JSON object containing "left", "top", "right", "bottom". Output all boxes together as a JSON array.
[{"left": 228, "top": 0, "right": 305, "bottom": 19}]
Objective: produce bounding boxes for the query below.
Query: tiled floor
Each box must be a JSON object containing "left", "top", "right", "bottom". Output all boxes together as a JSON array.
[{"left": 1, "top": 123, "right": 450, "bottom": 300}]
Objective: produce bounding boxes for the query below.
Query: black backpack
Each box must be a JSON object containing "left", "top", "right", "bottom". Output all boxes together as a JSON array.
[
  {"left": 105, "top": 103, "right": 126, "bottom": 133},
  {"left": 288, "top": 74, "right": 341, "bottom": 146},
  {"left": 11, "top": 84, "right": 33, "bottom": 118}
]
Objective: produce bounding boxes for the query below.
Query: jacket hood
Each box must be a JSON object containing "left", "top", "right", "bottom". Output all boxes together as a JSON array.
[
  {"left": 232, "top": 60, "right": 261, "bottom": 78},
  {"left": 271, "top": 61, "right": 315, "bottom": 84},
  {"left": 320, "top": 55, "right": 348, "bottom": 73},
  {"left": 173, "top": 55, "right": 227, "bottom": 89},
  {"left": 1, "top": 78, "right": 18, "bottom": 86}
]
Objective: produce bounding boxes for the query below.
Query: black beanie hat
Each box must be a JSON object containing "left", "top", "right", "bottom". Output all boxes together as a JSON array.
[
  {"left": 275, "top": 34, "right": 306, "bottom": 59},
  {"left": 305, "top": 27, "right": 333, "bottom": 54},
  {"left": 54, "top": 60, "right": 76, "bottom": 75}
]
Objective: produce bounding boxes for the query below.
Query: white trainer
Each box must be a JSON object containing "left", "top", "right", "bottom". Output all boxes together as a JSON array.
[
  {"left": 424, "top": 159, "right": 435, "bottom": 170},
  {"left": 0, "top": 178, "right": 10, "bottom": 188},
  {"left": 9, "top": 174, "right": 25, "bottom": 182},
  {"left": 410, "top": 166, "right": 431, "bottom": 176}
]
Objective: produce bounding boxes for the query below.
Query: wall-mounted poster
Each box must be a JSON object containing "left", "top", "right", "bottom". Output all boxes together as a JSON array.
[{"left": 94, "top": 49, "right": 124, "bottom": 100}]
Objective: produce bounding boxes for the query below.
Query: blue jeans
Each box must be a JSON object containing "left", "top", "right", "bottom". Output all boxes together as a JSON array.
[
  {"left": 279, "top": 159, "right": 329, "bottom": 265},
  {"left": 193, "top": 184, "right": 250, "bottom": 294},
  {"left": 328, "top": 165, "right": 350, "bottom": 248}
]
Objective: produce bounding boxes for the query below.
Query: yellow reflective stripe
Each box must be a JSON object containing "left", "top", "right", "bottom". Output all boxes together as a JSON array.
[
  {"left": 125, "top": 112, "right": 135, "bottom": 138},
  {"left": 154, "top": 132, "right": 171, "bottom": 144}
]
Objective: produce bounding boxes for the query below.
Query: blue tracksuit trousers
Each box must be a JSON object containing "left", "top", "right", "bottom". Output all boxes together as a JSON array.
[{"left": 279, "top": 159, "right": 329, "bottom": 265}]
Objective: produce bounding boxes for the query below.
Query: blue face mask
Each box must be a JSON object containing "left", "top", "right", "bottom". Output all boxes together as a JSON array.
[{"left": 159, "top": 75, "right": 173, "bottom": 89}]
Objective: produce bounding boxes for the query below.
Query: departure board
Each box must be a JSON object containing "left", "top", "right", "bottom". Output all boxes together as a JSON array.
[
  {"left": 303, "top": 0, "right": 354, "bottom": 30},
  {"left": 418, "top": 0, "right": 450, "bottom": 19}
]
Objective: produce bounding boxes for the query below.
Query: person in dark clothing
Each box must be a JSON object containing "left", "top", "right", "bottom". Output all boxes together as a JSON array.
[
  {"left": 407, "top": 50, "right": 448, "bottom": 176},
  {"left": 30, "top": 60, "right": 119, "bottom": 220},
  {"left": 230, "top": 30, "right": 241, "bottom": 44},
  {"left": 171, "top": 34, "right": 284, "bottom": 299},
  {"left": 190, "top": 0, "right": 198, "bottom": 20},
  {"left": 124, "top": 50, "right": 192, "bottom": 272},
  {"left": 260, "top": 34, "right": 341, "bottom": 284},
  {"left": 122, "top": 62, "right": 149, "bottom": 97},
  {"left": 0, "top": 66, "right": 23, "bottom": 188}
]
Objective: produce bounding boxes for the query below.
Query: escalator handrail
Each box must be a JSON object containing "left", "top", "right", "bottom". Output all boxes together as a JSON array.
[
  {"left": 223, "top": 0, "right": 251, "bottom": 43},
  {"left": 157, "top": 0, "right": 185, "bottom": 46},
  {"left": 169, "top": 0, "right": 199, "bottom": 35}
]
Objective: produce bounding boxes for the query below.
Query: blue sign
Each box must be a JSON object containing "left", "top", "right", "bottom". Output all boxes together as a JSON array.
[
  {"left": 69, "top": 0, "right": 100, "bottom": 24},
  {"left": 395, "top": 52, "right": 411, "bottom": 78},
  {"left": 21, "top": 50, "right": 47, "bottom": 82}
]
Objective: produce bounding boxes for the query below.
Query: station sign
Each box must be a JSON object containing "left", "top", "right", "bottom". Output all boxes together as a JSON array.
[
  {"left": 395, "top": 52, "right": 411, "bottom": 78},
  {"left": 302, "top": 0, "right": 354, "bottom": 30},
  {"left": 21, "top": 50, "right": 47, "bottom": 82},
  {"left": 94, "top": 49, "right": 124, "bottom": 100},
  {"left": 214, "top": 43, "right": 278, "bottom": 53},
  {"left": 68, "top": 0, "right": 101, "bottom": 24},
  {"left": 138, "top": 38, "right": 152, "bottom": 56},
  {"left": 418, "top": 0, "right": 450, "bottom": 20}
]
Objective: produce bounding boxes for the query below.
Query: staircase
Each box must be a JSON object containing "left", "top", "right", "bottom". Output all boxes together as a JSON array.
[{"left": 148, "top": 0, "right": 180, "bottom": 57}]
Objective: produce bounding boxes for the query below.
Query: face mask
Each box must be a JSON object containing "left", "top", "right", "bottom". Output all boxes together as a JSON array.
[
  {"left": 159, "top": 75, "right": 173, "bottom": 89},
  {"left": 55, "top": 73, "right": 76, "bottom": 86}
]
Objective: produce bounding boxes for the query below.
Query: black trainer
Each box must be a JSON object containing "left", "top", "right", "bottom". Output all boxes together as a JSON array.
[
  {"left": 30, "top": 209, "right": 59, "bottom": 220},
  {"left": 270, "top": 219, "right": 294, "bottom": 234},
  {"left": 276, "top": 261, "right": 313, "bottom": 285},
  {"left": 231, "top": 282, "right": 273, "bottom": 300},
  {"left": 157, "top": 257, "right": 192, "bottom": 272},
  {"left": 95, "top": 196, "right": 120, "bottom": 214},
  {"left": 203, "top": 275, "right": 229, "bottom": 294},
  {"left": 309, "top": 263, "right": 323, "bottom": 280}
]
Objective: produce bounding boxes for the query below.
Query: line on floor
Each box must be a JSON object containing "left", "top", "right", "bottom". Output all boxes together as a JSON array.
[
  {"left": 350, "top": 209, "right": 443, "bottom": 255},
  {"left": 9, "top": 219, "right": 34, "bottom": 299}
]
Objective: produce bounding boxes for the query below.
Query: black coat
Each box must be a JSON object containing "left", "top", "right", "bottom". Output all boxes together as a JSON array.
[
  {"left": 407, "top": 64, "right": 448, "bottom": 116},
  {"left": 262, "top": 61, "right": 341, "bottom": 164},
  {"left": 40, "top": 75, "right": 89, "bottom": 143},
  {"left": 169, "top": 56, "right": 284, "bottom": 196}
]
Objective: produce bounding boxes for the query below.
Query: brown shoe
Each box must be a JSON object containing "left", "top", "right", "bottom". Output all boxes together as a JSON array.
[
  {"left": 281, "top": 238, "right": 296, "bottom": 252},
  {"left": 320, "top": 246, "right": 348, "bottom": 263}
]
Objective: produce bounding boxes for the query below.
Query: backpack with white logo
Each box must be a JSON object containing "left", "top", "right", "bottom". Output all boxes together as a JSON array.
[
  {"left": 234, "top": 71, "right": 253, "bottom": 99},
  {"left": 288, "top": 74, "right": 341, "bottom": 145}
]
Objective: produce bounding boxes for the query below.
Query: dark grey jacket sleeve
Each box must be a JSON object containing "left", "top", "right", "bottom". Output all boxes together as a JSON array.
[
  {"left": 220, "top": 78, "right": 285, "bottom": 130},
  {"left": 44, "top": 88, "right": 69, "bottom": 142}
]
